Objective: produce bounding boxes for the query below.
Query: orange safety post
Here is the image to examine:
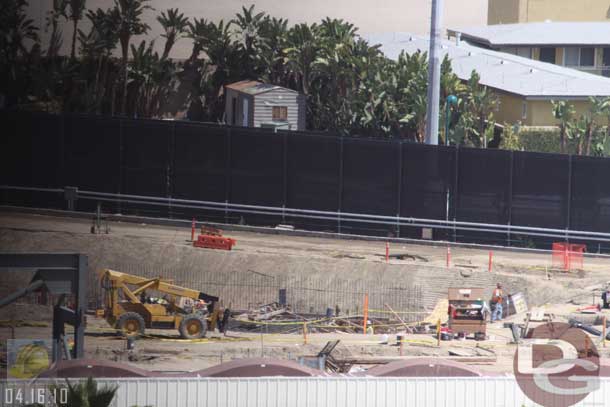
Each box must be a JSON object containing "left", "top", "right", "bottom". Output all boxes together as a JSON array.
[
  {"left": 488, "top": 251, "right": 493, "bottom": 272},
  {"left": 446, "top": 247, "right": 451, "bottom": 269},
  {"left": 191, "top": 218, "right": 196, "bottom": 242},
  {"left": 385, "top": 242, "right": 389, "bottom": 263},
  {"left": 363, "top": 293, "right": 369, "bottom": 335}
]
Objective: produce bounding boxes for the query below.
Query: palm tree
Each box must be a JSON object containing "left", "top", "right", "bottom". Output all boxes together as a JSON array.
[
  {"left": 232, "top": 4, "right": 266, "bottom": 78},
  {"left": 552, "top": 100, "right": 575, "bottom": 154},
  {"left": 78, "top": 8, "right": 120, "bottom": 113},
  {"left": 463, "top": 71, "right": 499, "bottom": 147},
  {"left": 157, "top": 8, "right": 188, "bottom": 60},
  {"left": 113, "top": 0, "right": 151, "bottom": 115},
  {"left": 46, "top": 0, "right": 67, "bottom": 58},
  {"left": 584, "top": 97, "right": 610, "bottom": 155},
  {"left": 284, "top": 23, "right": 320, "bottom": 96},
  {"left": 67, "top": 0, "right": 87, "bottom": 59},
  {"left": 64, "top": 377, "right": 118, "bottom": 407},
  {"left": 257, "top": 16, "right": 288, "bottom": 84},
  {"left": 398, "top": 51, "right": 429, "bottom": 142},
  {"left": 0, "top": 0, "right": 39, "bottom": 107}
]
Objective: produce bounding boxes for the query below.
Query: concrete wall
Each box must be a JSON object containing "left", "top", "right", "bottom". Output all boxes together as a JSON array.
[{"left": 489, "top": 0, "right": 610, "bottom": 24}]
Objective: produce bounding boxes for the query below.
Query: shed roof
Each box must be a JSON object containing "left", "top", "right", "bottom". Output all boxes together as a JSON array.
[
  {"left": 448, "top": 22, "right": 610, "bottom": 47},
  {"left": 225, "top": 80, "right": 298, "bottom": 96},
  {"left": 366, "top": 32, "right": 610, "bottom": 99}
]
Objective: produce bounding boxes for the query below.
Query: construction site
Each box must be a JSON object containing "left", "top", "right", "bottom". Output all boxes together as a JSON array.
[
  {"left": 4, "top": 112, "right": 610, "bottom": 405},
  {"left": 2, "top": 209, "right": 610, "bottom": 382}
]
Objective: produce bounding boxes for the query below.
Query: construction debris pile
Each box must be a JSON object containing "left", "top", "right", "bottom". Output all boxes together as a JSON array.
[{"left": 230, "top": 302, "right": 435, "bottom": 335}]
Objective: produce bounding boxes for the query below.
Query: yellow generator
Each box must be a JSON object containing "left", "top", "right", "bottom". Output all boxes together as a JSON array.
[{"left": 100, "top": 269, "right": 223, "bottom": 339}]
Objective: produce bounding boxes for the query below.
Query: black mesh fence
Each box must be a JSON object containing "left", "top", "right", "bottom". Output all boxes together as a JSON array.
[
  {"left": 400, "top": 143, "right": 455, "bottom": 240},
  {"left": 285, "top": 133, "right": 340, "bottom": 232},
  {"left": 171, "top": 122, "right": 228, "bottom": 223},
  {"left": 341, "top": 138, "right": 400, "bottom": 236},
  {"left": 3, "top": 111, "right": 610, "bottom": 251},
  {"left": 455, "top": 148, "right": 511, "bottom": 245}
]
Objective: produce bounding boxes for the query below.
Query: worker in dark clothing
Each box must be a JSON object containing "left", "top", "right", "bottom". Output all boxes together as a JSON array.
[{"left": 602, "top": 286, "right": 610, "bottom": 309}]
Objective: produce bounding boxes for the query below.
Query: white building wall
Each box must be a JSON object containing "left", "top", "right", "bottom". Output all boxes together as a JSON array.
[{"left": 3, "top": 376, "right": 609, "bottom": 407}]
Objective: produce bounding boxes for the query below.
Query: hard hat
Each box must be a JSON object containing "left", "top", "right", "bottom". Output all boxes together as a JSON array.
[{"left": 8, "top": 342, "right": 50, "bottom": 379}]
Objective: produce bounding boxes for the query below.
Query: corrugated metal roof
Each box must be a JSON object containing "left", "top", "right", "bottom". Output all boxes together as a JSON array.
[
  {"left": 366, "top": 32, "right": 610, "bottom": 98},
  {"left": 448, "top": 22, "right": 610, "bottom": 47},
  {"left": 225, "top": 80, "right": 298, "bottom": 96}
]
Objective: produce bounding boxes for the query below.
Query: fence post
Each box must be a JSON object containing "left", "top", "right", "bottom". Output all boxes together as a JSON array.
[{"left": 363, "top": 293, "right": 369, "bottom": 335}]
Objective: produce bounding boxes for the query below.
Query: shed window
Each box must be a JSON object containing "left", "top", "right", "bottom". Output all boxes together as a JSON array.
[{"left": 272, "top": 106, "right": 288, "bottom": 121}]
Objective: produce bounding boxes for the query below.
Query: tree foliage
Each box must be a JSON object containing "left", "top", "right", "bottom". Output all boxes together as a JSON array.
[{"left": 3, "top": 2, "right": 503, "bottom": 144}]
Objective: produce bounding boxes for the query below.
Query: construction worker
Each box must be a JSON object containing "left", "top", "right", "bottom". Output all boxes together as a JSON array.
[
  {"left": 490, "top": 283, "right": 504, "bottom": 323},
  {"left": 602, "top": 285, "right": 610, "bottom": 309}
]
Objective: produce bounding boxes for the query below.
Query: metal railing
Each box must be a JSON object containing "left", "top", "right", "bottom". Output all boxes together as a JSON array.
[{"left": 3, "top": 184, "right": 610, "bottom": 246}]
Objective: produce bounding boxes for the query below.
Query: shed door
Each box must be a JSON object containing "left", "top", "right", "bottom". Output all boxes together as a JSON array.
[{"left": 242, "top": 98, "right": 249, "bottom": 126}]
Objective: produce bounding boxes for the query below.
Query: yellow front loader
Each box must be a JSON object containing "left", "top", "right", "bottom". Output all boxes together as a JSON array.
[{"left": 100, "top": 269, "right": 223, "bottom": 339}]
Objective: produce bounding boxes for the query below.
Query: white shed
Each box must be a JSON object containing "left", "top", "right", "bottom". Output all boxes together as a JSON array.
[{"left": 224, "top": 81, "right": 306, "bottom": 131}]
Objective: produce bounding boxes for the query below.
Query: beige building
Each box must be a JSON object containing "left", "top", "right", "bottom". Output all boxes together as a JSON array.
[
  {"left": 449, "top": 23, "right": 610, "bottom": 77},
  {"left": 488, "top": 0, "right": 610, "bottom": 25},
  {"left": 369, "top": 33, "right": 610, "bottom": 127}
]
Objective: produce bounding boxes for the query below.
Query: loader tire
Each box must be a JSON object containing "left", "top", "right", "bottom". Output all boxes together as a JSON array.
[
  {"left": 117, "top": 312, "right": 145, "bottom": 338},
  {"left": 179, "top": 314, "right": 207, "bottom": 339}
]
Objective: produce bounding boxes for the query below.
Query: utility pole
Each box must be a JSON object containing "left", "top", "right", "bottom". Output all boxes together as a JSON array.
[{"left": 425, "top": 0, "right": 444, "bottom": 145}]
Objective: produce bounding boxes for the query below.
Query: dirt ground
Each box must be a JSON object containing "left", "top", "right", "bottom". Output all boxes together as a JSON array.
[{"left": 2, "top": 211, "right": 610, "bottom": 376}]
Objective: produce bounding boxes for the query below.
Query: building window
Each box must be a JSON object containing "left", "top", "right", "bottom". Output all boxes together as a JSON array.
[
  {"left": 272, "top": 106, "right": 288, "bottom": 121},
  {"left": 521, "top": 101, "right": 527, "bottom": 120},
  {"left": 580, "top": 47, "right": 595, "bottom": 67},
  {"left": 564, "top": 47, "right": 580, "bottom": 66},
  {"left": 539, "top": 47, "right": 556, "bottom": 64},
  {"left": 516, "top": 47, "right": 532, "bottom": 59},
  {"left": 564, "top": 47, "right": 596, "bottom": 67},
  {"left": 603, "top": 48, "right": 610, "bottom": 76}
]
